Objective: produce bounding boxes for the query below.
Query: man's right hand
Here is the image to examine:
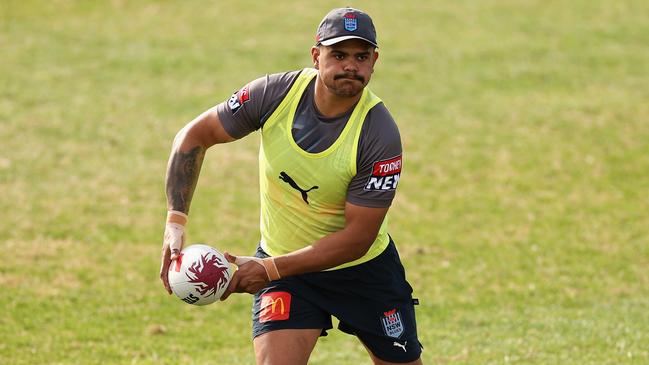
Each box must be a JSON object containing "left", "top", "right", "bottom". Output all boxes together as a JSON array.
[{"left": 159, "top": 211, "right": 188, "bottom": 294}]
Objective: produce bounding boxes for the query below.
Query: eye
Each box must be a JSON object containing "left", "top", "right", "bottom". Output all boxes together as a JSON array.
[
  {"left": 334, "top": 54, "right": 345, "bottom": 60},
  {"left": 357, "top": 55, "right": 369, "bottom": 61}
]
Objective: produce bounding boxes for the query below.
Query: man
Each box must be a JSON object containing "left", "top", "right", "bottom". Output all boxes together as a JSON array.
[{"left": 160, "top": 7, "right": 423, "bottom": 365}]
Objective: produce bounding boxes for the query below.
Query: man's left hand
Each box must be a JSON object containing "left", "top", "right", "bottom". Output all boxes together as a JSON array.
[{"left": 220, "top": 253, "right": 270, "bottom": 300}]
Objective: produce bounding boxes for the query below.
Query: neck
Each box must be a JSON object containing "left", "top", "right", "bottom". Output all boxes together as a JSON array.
[{"left": 313, "top": 76, "right": 363, "bottom": 118}]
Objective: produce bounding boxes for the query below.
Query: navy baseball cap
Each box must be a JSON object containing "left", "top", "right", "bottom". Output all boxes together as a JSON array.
[{"left": 315, "top": 7, "right": 378, "bottom": 47}]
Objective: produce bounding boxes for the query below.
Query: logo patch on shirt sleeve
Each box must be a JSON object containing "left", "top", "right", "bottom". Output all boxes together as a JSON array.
[
  {"left": 365, "top": 155, "right": 402, "bottom": 191},
  {"left": 227, "top": 84, "right": 250, "bottom": 114}
]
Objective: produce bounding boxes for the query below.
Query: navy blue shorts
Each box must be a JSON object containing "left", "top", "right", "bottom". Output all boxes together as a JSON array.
[{"left": 251, "top": 240, "right": 422, "bottom": 363}]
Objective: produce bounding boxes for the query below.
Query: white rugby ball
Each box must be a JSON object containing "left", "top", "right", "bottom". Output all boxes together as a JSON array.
[{"left": 168, "top": 244, "right": 233, "bottom": 305}]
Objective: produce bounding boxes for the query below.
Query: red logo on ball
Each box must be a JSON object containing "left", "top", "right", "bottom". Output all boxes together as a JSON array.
[{"left": 186, "top": 253, "right": 229, "bottom": 298}]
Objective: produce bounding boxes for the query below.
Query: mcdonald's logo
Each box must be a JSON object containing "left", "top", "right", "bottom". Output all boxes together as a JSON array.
[{"left": 259, "top": 291, "right": 292, "bottom": 323}]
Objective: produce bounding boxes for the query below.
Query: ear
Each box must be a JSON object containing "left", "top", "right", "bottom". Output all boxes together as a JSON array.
[
  {"left": 311, "top": 46, "right": 321, "bottom": 69},
  {"left": 372, "top": 49, "right": 379, "bottom": 65},
  {"left": 370, "top": 49, "right": 379, "bottom": 73}
]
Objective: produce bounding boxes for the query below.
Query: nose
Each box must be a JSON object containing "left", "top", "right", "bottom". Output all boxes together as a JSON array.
[{"left": 343, "top": 59, "right": 359, "bottom": 73}]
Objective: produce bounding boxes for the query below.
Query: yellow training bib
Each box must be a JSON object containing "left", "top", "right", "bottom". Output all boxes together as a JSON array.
[{"left": 258, "top": 68, "right": 390, "bottom": 270}]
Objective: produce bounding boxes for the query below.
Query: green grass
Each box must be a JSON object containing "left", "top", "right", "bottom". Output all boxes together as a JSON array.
[{"left": 2, "top": 0, "right": 648, "bottom": 364}]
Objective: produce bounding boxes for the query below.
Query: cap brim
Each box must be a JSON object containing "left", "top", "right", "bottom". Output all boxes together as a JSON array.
[{"left": 319, "top": 35, "right": 377, "bottom": 47}]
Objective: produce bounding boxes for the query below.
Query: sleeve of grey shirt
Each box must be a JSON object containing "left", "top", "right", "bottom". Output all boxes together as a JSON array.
[
  {"left": 216, "top": 70, "right": 301, "bottom": 139},
  {"left": 347, "top": 103, "right": 403, "bottom": 208}
]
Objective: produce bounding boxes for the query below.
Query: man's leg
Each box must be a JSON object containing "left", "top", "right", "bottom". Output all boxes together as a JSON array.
[{"left": 253, "top": 328, "right": 322, "bottom": 365}]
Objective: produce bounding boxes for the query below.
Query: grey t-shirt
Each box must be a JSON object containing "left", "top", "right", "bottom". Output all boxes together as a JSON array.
[{"left": 216, "top": 70, "right": 402, "bottom": 208}]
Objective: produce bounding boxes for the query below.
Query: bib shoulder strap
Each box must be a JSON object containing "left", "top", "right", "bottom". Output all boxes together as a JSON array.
[{"left": 262, "top": 68, "right": 317, "bottom": 130}]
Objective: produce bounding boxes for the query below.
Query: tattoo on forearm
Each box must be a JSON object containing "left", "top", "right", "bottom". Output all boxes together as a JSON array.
[{"left": 166, "top": 146, "right": 206, "bottom": 213}]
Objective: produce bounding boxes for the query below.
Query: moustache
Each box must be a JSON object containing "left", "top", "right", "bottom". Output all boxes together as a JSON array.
[{"left": 334, "top": 73, "right": 365, "bottom": 83}]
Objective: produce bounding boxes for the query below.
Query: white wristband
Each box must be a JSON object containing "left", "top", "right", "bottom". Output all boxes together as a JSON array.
[
  {"left": 233, "top": 256, "right": 281, "bottom": 281},
  {"left": 168, "top": 210, "right": 188, "bottom": 219},
  {"left": 164, "top": 222, "right": 185, "bottom": 253}
]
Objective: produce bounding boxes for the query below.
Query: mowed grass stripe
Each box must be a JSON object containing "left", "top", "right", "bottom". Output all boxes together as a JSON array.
[{"left": 1, "top": 1, "right": 648, "bottom": 364}]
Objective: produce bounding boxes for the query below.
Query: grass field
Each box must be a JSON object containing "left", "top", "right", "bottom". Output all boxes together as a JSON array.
[{"left": 2, "top": 0, "right": 649, "bottom": 364}]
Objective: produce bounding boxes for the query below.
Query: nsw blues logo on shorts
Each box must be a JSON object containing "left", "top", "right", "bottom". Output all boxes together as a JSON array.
[
  {"left": 381, "top": 308, "right": 404, "bottom": 338},
  {"left": 343, "top": 13, "right": 357, "bottom": 31}
]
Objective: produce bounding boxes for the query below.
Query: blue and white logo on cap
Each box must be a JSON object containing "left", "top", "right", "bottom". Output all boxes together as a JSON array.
[{"left": 343, "top": 13, "right": 357, "bottom": 31}]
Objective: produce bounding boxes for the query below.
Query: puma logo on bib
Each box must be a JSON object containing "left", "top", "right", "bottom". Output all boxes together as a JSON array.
[{"left": 279, "top": 171, "right": 319, "bottom": 204}]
